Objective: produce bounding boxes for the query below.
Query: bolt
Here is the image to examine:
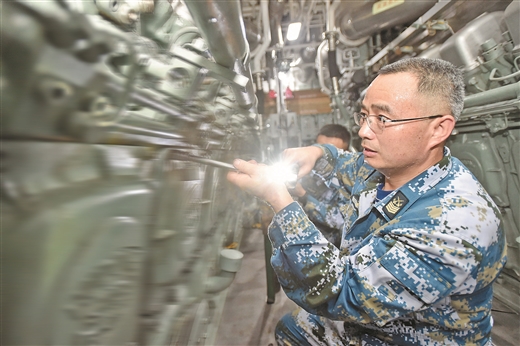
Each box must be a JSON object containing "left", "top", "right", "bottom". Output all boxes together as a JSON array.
[
  {"left": 88, "top": 96, "right": 111, "bottom": 116},
  {"left": 38, "top": 79, "right": 73, "bottom": 103},
  {"left": 110, "top": 0, "right": 119, "bottom": 11}
]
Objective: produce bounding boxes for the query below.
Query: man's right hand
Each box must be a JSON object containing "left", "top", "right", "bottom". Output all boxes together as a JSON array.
[{"left": 227, "top": 159, "right": 294, "bottom": 213}]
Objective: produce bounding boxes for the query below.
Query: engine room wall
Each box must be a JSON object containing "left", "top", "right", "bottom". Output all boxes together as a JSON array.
[{"left": 1, "top": 1, "right": 256, "bottom": 345}]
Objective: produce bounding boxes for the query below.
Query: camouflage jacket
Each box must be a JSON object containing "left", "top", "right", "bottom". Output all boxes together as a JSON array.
[
  {"left": 299, "top": 172, "right": 348, "bottom": 247},
  {"left": 302, "top": 174, "right": 349, "bottom": 229},
  {"left": 268, "top": 145, "right": 507, "bottom": 345}
]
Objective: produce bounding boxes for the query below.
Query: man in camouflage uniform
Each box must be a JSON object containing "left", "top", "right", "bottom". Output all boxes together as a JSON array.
[
  {"left": 293, "top": 124, "right": 351, "bottom": 247},
  {"left": 228, "top": 58, "right": 507, "bottom": 345}
]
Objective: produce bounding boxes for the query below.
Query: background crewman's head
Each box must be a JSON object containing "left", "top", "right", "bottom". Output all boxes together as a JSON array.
[{"left": 316, "top": 124, "right": 351, "bottom": 151}]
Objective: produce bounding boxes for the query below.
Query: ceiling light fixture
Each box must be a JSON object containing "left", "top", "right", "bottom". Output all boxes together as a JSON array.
[{"left": 286, "top": 22, "right": 302, "bottom": 41}]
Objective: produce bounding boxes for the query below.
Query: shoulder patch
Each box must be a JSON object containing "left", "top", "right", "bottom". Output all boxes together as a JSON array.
[{"left": 383, "top": 191, "right": 409, "bottom": 219}]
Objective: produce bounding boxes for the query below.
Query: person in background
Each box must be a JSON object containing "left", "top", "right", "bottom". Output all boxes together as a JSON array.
[
  {"left": 291, "top": 124, "right": 351, "bottom": 247},
  {"left": 227, "top": 57, "right": 506, "bottom": 345},
  {"left": 315, "top": 124, "right": 350, "bottom": 151}
]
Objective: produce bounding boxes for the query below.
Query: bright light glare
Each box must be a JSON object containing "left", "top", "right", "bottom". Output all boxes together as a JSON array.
[
  {"left": 278, "top": 71, "right": 288, "bottom": 82},
  {"left": 286, "top": 22, "right": 302, "bottom": 41},
  {"left": 290, "top": 58, "right": 302, "bottom": 67},
  {"left": 269, "top": 162, "right": 298, "bottom": 188}
]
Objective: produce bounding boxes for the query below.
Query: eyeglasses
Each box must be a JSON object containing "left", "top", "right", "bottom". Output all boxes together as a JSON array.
[{"left": 353, "top": 112, "right": 444, "bottom": 134}]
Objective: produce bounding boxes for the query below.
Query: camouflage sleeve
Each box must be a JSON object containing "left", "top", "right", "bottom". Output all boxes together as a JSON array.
[
  {"left": 303, "top": 193, "right": 344, "bottom": 230},
  {"left": 311, "top": 144, "right": 362, "bottom": 196},
  {"left": 269, "top": 202, "right": 397, "bottom": 324},
  {"left": 311, "top": 144, "right": 338, "bottom": 179},
  {"left": 268, "top": 201, "right": 488, "bottom": 326},
  {"left": 268, "top": 201, "right": 348, "bottom": 314}
]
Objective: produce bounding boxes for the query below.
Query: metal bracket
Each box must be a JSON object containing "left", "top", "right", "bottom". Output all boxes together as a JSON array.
[
  {"left": 366, "top": 0, "right": 454, "bottom": 67},
  {"left": 482, "top": 114, "right": 509, "bottom": 134},
  {"left": 170, "top": 46, "right": 249, "bottom": 89}
]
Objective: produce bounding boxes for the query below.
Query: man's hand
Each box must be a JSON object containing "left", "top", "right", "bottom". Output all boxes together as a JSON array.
[
  {"left": 282, "top": 146, "right": 324, "bottom": 179},
  {"left": 227, "top": 159, "right": 294, "bottom": 213},
  {"left": 227, "top": 146, "right": 324, "bottom": 212}
]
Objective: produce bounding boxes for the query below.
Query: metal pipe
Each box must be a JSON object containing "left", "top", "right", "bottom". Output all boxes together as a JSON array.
[
  {"left": 183, "top": 0, "right": 247, "bottom": 67},
  {"left": 110, "top": 119, "right": 185, "bottom": 141},
  {"left": 326, "top": 0, "right": 340, "bottom": 32},
  {"left": 489, "top": 68, "right": 520, "bottom": 82},
  {"left": 205, "top": 249, "right": 243, "bottom": 294},
  {"left": 120, "top": 86, "right": 201, "bottom": 123},
  {"left": 288, "top": 0, "right": 295, "bottom": 22},
  {"left": 251, "top": 0, "right": 272, "bottom": 74},
  {"left": 170, "top": 152, "right": 236, "bottom": 170},
  {"left": 337, "top": 0, "right": 438, "bottom": 41},
  {"left": 325, "top": 1, "right": 341, "bottom": 95},
  {"left": 326, "top": 32, "right": 341, "bottom": 95},
  {"left": 463, "top": 81, "right": 520, "bottom": 109},
  {"left": 317, "top": 40, "right": 331, "bottom": 95},
  {"left": 269, "top": 0, "right": 285, "bottom": 48},
  {"left": 365, "top": 0, "right": 453, "bottom": 67},
  {"left": 337, "top": 33, "right": 370, "bottom": 47},
  {"left": 205, "top": 270, "right": 237, "bottom": 294},
  {"left": 304, "top": 0, "right": 317, "bottom": 42},
  {"left": 130, "top": 91, "right": 197, "bottom": 122},
  {"left": 184, "top": 0, "right": 256, "bottom": 109}
]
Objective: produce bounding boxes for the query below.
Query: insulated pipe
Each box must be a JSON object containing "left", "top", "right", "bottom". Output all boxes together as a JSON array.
[
  {"left": 269, "top": 0, "right": 285, "bottom": 48},
  {"left": 337, "top": 0, "right": 437, "bottom": 41},
  {"left": 184, "top": 0, "right": 256, "bottom": 109},
  {"left": 326, "top": 32, "right": 341, "bottom": 95},
  {"left": 183, "top": 0, "right": 246, "bottom": 67},
  {"left": 325, "top": 0, "right": 341, "bottom": 95},
  {"left": 251, "top": 0, "right": 272, "bottom": 74},
  {"left": 327, "top": 0, "right": 368, "bottom": 46},
  {"left": 463, "top": 81, "right": 520, "bottom": 109},
  {"left": 256, "top": 75, "right": 266, "bottom": 116}
]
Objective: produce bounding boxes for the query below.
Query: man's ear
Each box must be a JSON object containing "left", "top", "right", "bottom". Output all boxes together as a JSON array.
[{"left": 429, "top": 115, "right": 455, "bottom": 149}]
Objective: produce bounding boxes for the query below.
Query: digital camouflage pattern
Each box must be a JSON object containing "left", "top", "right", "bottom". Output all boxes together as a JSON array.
[
  {"left": 269, "top": 144, "right": 507, "bottom": 345},
  {"left": 299, "top": 169, "right": 349, "bottom": 247}
]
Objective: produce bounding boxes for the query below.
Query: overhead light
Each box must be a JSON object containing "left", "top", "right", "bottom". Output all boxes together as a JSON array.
[
  {"left": 277, "top": 71, "right": 288, "bottom": 82},
  {"left": 286, "top": 22, "right": 302, "bottom": 41}
]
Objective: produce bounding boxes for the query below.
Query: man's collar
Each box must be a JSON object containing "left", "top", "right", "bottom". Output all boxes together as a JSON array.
[{"left": 364, "top": 147, "right": 453, "bottom": 220}]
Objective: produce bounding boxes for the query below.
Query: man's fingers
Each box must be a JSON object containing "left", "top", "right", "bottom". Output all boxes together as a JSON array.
[
  {"left": 227, "top": 159, "right": 260, "bottom": 190},
  {"left": 227, "top": 170, "right": 248, "bottom": 189},
  {"left": 226, "top": 170, "right": 238, "bottom": 184},
  {"left": 232, "top": 159, "right": 258, "bottom": 175}
]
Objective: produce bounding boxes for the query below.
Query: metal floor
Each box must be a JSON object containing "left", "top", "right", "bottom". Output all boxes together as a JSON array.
[{"left": 214, "top": 228, "right": 520, "bottom": 346}]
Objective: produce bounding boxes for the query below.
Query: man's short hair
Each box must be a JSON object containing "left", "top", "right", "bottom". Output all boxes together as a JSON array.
[
  {"left": 317, "top": 124, "right": 351, "bottom": 143},
  {"left": 378, "top": 58, "right": 465, "bottom": 121}
]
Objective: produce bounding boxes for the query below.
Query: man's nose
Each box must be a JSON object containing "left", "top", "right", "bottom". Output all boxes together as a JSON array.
[{"left": 358, "top": 118, "right": 374, "bottom": 138}]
